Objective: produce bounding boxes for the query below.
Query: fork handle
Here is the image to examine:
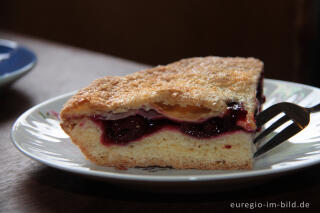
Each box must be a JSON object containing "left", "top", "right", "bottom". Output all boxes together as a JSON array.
[{"left": 308, "top": 103, "right": 320, "bottom": 113}]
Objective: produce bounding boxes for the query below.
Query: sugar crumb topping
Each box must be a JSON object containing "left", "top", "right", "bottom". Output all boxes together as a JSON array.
[{"left": 61, "top": 56, "right": 263, "bottom": 129}]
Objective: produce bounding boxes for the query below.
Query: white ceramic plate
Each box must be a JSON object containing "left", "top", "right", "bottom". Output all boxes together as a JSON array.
[{"left": 11, "top": 79, "right": 320, "bottom": 192}]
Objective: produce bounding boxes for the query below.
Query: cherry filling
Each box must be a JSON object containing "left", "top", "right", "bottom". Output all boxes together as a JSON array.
[
  {"left": 179, "top": 102, "right": 247, "bottom": 138},
  {"left": 255, "top": 72, "right": 265, "bottom": 115},
  {"left": 92, "top": 102, "right": 248, "bottom": 145}
]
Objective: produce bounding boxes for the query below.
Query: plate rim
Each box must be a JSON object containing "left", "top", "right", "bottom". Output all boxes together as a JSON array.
[{"left": 11, "top": 79, "right": 320, "bottom": 183}]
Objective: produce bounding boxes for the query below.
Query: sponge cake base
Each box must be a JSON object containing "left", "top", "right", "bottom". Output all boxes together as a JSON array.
[{"left": 61, "top": 118, "right": 255, "bottom": 170}]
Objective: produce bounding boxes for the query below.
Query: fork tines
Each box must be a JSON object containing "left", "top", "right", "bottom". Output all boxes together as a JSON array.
[{"left": 254, "top": 102, "right": 309, "bottom": 158}]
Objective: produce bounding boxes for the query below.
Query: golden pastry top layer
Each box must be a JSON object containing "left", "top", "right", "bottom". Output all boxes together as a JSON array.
[{"left": 60, "top": 56, "right": 263, "bottom": 129}]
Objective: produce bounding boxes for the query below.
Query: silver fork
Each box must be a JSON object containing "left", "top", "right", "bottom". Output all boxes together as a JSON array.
[{"left": 254, "top": 102, "right": 320, "bottom": 158}]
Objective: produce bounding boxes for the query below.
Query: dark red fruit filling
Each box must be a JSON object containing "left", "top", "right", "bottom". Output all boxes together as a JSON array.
[
  {"left": 179, "top": 102, "right": 247, "bottom": 138},
  {"left": 92, "top": 102, "right": 248, "bottom": 145},
  {"left": 104, "top": 115, "right": 148, "bottom": 144},
  {"left": 255, "top": 72, "right": 265, "bottom": 115}
]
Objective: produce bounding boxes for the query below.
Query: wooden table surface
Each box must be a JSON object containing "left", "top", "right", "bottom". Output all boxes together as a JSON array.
[{"left": 1, "top": 32, "right": 320, "bottom": 212}]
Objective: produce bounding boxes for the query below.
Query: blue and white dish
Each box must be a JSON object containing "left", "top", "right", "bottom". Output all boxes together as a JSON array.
[{"left": 0, "top": 39, "right": 37, "bottom": 88}]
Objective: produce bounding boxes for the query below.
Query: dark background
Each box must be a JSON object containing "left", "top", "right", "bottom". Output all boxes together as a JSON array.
[{"left": 1, "top": 0, "right": 319, "bottom": 86}]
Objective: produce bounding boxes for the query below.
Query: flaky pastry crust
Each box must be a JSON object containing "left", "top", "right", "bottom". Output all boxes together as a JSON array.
[{"left": 60, "top": 56, "right": 263, "bottom": 130}]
